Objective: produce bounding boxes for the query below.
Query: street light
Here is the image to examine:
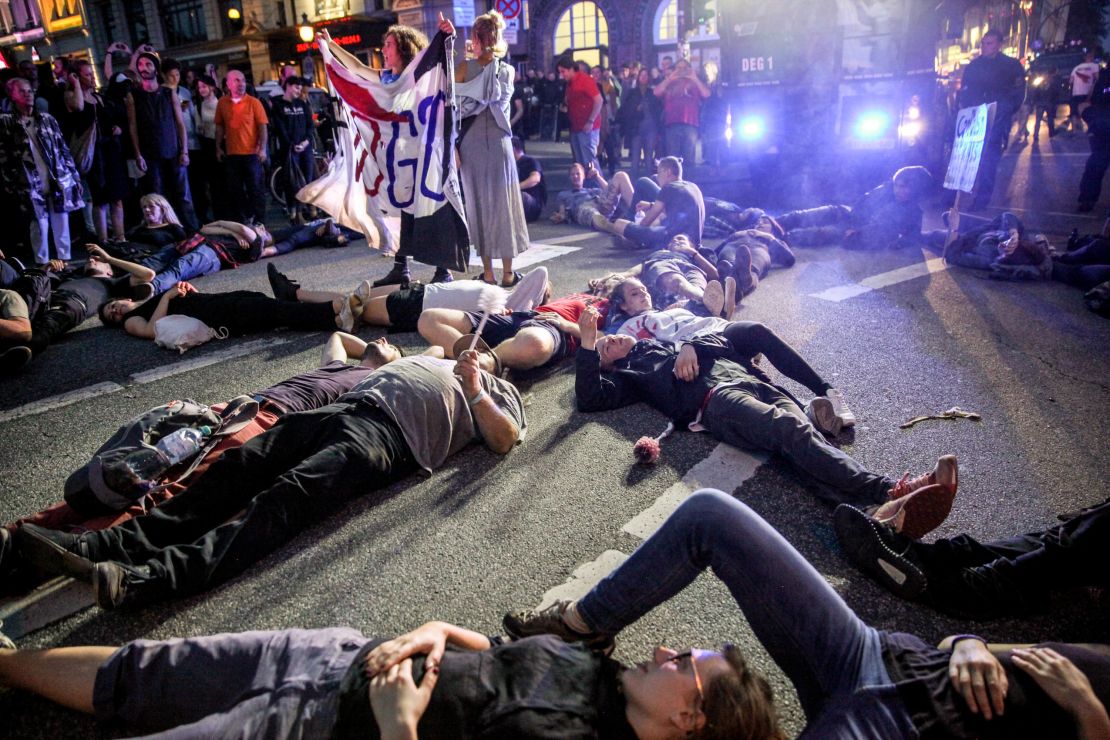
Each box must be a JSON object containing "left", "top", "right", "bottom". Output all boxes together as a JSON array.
[
  {"left": 227, "top": 7, "right": 240, "bottom": 20},
  {"left": 298, "top": 23, "right": 313, "bottom": 43}
]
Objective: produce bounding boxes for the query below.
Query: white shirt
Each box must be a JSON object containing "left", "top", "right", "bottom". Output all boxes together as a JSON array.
[{"left": 1071, "top": 62, "right": 1100, "bottom": 96}]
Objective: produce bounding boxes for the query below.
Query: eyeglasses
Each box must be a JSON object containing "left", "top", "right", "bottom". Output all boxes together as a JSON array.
[{"left": 666, "top": 649, "right": 705, "bottom": 711}]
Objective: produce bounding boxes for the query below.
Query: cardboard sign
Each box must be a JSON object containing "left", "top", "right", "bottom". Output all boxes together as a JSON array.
[{"left": 944, "top": 103, "right": 994, "bottom": 193}]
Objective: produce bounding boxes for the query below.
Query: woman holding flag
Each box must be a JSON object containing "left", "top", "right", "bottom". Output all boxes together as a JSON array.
[{"left": 453, "top": 11, "right": 531, "bottom": 287}]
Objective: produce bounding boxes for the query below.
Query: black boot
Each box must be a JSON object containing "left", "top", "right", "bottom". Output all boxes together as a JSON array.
[
  {"left": 266, "top": 263, "right": 301, "bottom": 302},
  {"left": 372, "top": 256, "right": 411, "bottom": 288}
]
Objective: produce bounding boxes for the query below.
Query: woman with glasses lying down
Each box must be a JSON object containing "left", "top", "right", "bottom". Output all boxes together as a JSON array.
[{"left": 2, "top": 489, "right": 1107, "bottom": 739}]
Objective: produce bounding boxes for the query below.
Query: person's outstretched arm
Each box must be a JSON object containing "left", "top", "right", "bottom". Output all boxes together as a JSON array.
[
  {"left": 0, "top": 644, "right": 116, "bottom": 715},
  {"left": 86, "top": 244, "right": 155, "bottom": 285}
]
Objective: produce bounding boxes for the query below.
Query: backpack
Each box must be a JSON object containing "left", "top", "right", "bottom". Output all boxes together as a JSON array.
[{"left": 64, "top": 396, "right": 259, "bottom": 517}]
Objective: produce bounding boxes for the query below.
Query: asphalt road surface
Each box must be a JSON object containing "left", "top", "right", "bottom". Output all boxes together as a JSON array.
[{"left": 2, "top": 135, "right": 1109, "bottom": 737}]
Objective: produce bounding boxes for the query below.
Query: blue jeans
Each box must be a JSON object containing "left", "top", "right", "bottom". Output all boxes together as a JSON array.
[
  {"left": 664, "top": 123, "right": 698, "bottom": 166},
  {"left": 570, "top": 129, "right": 600, "bottom": 172},
  {"left": 151, "top": 245, "right": 221, "bottom": 294},
  {"left": 577, "top": 490, "right": 916, "bottom": 734}
]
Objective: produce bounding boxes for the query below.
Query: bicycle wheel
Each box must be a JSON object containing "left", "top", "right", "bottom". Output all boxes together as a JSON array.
[{"left": 270, "top": 165, "right": 287, "bottom": 207}]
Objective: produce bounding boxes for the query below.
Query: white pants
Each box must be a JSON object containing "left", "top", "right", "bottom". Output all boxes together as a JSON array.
[{"left": 30, "top": 206, "right": 71, "bottom": 265}]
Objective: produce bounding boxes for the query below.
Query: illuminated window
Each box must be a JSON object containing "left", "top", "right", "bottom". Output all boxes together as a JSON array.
[
  {"left": 554, "top": 1, "right": 609, "bottom": 68},
  {"left": 653, "top": 0, "right": 717, "bottom": 44}
]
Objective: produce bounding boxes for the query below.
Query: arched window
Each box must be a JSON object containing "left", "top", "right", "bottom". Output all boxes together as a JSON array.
[
  {"left": 652, "top": 0, "right": 718, "bottom": 44},
  {"left": 553, "top": 1, "right": 609, "bottom": 68}
]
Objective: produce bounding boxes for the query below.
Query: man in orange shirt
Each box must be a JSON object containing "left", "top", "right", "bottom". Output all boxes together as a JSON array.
[{"left": 215, "top": 70, "right": 269, "bottom": 225}]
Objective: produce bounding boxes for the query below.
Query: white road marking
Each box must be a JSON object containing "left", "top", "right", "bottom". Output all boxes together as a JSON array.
[
  {"left": 415, "top": 244, "right": 581, "bottom": 271},
  {"left": 465, "top": 243, "right": 581, "bottom": 269},
  {"left": 0, "top": 382, "right": 125, "bottom": 424},
  {"left": 2, "top": 338, "right": 293, "bottom": 423},
  {"left": 544, "top": 231, "right": 604, "bottom": 245},
  {"left": 0, "top": 577, "right": 92, "bottom": 640},
  {"left": 810, "top": 257, "right": 948, "bottom": 302},
  {"left": 624, "top": 445, "right": 766, "bottom": 539},
  {"left": 536, "top": 550, "right": 629, "bottom": 610},
  {"left": 538, "top": 444, "right": 767, "bottom": 608},
  {"left": 130, "top": 338, "right": 291, "bottom": 384}
]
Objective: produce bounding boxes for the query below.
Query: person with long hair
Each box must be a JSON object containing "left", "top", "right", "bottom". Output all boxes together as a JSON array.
[
  {"left": 65, "top": 59, "right": 128, "bottom": 242},
  {"left": 3, "top": 490, "right": 1106, "bottom": 738},
  {"left": 370, "top": 23, "right": 460, "bottom": 287},
  {"left": 453, "top": 11, "right": 531, "bottom": 287}
]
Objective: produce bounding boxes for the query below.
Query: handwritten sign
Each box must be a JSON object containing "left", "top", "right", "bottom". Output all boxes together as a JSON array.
[{"left": 944, "top": 103, "right": 994, "bottom": 193}]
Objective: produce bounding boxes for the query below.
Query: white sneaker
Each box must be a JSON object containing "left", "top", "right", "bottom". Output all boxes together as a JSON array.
[
  {"left": 806, "top": 397, "right": 843, "bottom": 436},
  {"left": 827, "top": 388, "right": 856, "bottom": 427}
]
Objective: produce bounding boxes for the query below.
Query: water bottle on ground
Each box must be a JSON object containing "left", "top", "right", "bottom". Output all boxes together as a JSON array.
[{"left": 156, "top": 426, "right": 212, "bottom": 466}]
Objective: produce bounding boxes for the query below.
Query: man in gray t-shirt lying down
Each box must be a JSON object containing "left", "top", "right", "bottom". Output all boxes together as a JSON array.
[{"left": 13, "top": 351, "right": 527, "bottom": 610}]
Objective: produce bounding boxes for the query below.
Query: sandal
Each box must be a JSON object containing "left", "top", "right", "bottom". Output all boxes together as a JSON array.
[
  {"left": 500, "top": 271, "right": 522, "bottom": 288},
  {"left": 471, "top": 273, "right": 498, "bottom": 285}
]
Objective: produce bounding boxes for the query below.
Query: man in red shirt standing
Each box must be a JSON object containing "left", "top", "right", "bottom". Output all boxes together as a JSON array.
[{"left": 558, "top": 57, "right": 603, "bottom": 174}]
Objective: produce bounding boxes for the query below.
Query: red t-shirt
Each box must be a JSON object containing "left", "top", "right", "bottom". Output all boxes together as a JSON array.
[
  {"left": 662, "top": 79, "right": 703, "bottom": 127},
  {"left": 536, "top": 294, "right": 609, "bottom": 352},
  {"left": 565, "top": 72, "right": 602, "bottom": 133}
]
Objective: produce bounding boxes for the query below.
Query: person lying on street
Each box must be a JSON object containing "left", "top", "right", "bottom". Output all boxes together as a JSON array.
[
  {"left": 574, "top": 305, "right": 957, "bottom": 536},
  {"left": 0, "top": 333, "right": 430, "bottom": 565},
  {"left": 418, "top": 290, "right": 609, "bottom": 376},
  {"left": 266, "top": 264, "right": 551, "bottom": 333},
  {"left": 502, "top": 489, "right": 1110, "bottom": 739},
  {"left": 599, "top": 278, "right": 855, "bottom": 436},
  {"left": 833, "top": 495, "right": 1110, "bottom": 620},
  {"left": 3, "top": 490, "right": 1106, "bottom": 739},
  {"left": 7, "top": 349, "right": 526, "bottom": 609},
  {"left": 99, "top": 278, "right": 362, "bottom": 339}
]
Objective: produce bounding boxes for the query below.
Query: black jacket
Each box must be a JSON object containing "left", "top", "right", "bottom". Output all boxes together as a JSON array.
[{"left": 575, "top": 334, "right": 773, "bottom": 425}]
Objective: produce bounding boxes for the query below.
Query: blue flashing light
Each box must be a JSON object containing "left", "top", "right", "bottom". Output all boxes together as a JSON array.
[
  {"left": 853, "top": 110, "right": 890, "bottom": 140},
  {"left": 737, "top": 115, "right": 766, "bottom": 141}
]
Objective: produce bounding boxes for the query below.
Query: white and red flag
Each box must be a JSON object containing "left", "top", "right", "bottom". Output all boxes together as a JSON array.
[{"left": 299, "top": 30, "right": 470, "bottom": 269}]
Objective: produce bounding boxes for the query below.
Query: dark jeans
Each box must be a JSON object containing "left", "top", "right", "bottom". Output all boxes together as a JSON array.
[
  {"left": 283, "top": 146, "right": 315, "bottom": 209},
  {"left": 777, "top": 205, "right": 851, "bottom": 246},
  {"left": 972, "top": 114, "right": 1011, "bottom": 210},
  {"left": 27, "top": 289, "right": 92, "bottom": 355},
  {"left": 269, "top": 223, "right": 319, "bottom": 255},
  {"left": 185, "top": 290, "right": 337, "bottom": 337},
  {"left": 94, "top": 627, "right": 366, "bottom": 736},
  {"left": 79, "top": 401, "right": 417, "bottom": 603},
  {"left": 664, "top": 123, "right": 697, "bottom": 166},
  {"left": 721, "top": 322, "right": 831, "bottom": 397},
  {"left": 701, "top": 382, "right": 893, "bottom": 505},
  {"left": 577, "top": 490, "right": 913, "bottom": 732},
  {"left": 224, "top": 154, "right": 267, "bottom": 224},
  {"left": 915, "top": 498, "right": 1110, "bottom": 595},
  {"left": 1032, "top": 104, "right": 1056, "bottom": 139},
  {"left": 189, "top": 139, "right": 220, "bottom": 222},
  {"left": 628, "top": 122, "right": 657, "bottom": 180},
  {"left": 141, "top": 157, "right": 199, "bottom": 232},
  {"left": 1054, "top": 236, "right": 1110, "bottom": 287},
  {"left": 1078, "top": 133, "right": 1110, "bottom": 207}
]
